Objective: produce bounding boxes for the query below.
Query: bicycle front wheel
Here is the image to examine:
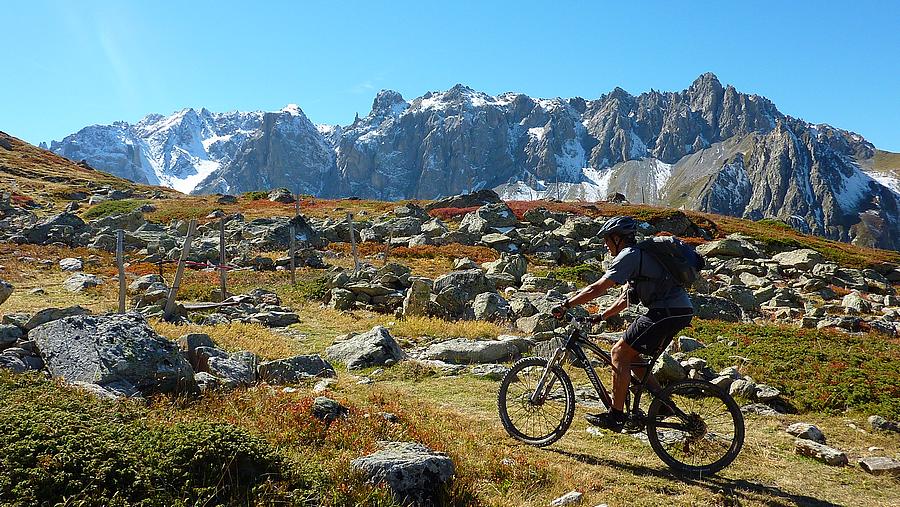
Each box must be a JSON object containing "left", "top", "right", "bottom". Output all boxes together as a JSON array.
[
  {"left": 497, "top": 356, "right": 575, "bottom": 447},
  {"left": 646, "top": 380, "right": 744, "bottom": 476}
]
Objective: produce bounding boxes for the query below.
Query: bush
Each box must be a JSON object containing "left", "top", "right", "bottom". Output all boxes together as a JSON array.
[
  {"left": 82, "top": 199, "right": 147, "bottom": 219},
  {"left": 243, "top": 190, "right": 269, "bottom": 201},
  {"left": 0, "top": 373, "right": 288, "bottom": 506},
  {"left": 687, "top": 321, "right": 900, "bottom": 418}
]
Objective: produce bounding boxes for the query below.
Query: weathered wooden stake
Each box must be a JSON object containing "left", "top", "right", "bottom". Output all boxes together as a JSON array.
[
  {"left": 347, "top": 212, "right": 359, "bottom": 272},
  {"left": 385, "top": 231, "right": 392, "bottom": 265},
  {"left": 164, "top": 219, "right": 196, "bottom": 321},
  {"left": 294, "top": 193, "right": 300, "bottom": 216},
  {"left": 289, "top": 225, "right": 297, "bottom": 286},
  {"left": 219, "top": 218, "right": 227, "bottom": 301},
  {"left": 116, "top": 229, "right": 125, "bottom": 313}
]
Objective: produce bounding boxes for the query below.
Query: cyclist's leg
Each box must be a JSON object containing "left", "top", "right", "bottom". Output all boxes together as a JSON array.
[
  {"left": 626, "top": 310, "right": 694, "bottom": 393},
  {"left": 611, "top": 339, "right": 641, "bottom": 411}
]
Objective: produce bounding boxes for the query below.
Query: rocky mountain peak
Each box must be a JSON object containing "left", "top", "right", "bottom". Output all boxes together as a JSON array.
[{"left": 371, "top": 90, "right": 407, "bottom": 117}]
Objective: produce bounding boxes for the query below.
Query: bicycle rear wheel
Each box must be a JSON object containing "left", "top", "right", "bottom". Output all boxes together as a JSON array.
[
  {"left": 497, "top": 356, "right": 575, "bottom": 447},
  {"left": 646, "top": 380, "right": 744, "bottom": 476}
]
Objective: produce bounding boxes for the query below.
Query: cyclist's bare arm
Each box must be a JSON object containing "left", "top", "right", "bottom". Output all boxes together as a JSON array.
[
  {"left": 563, "top": 276, "right": 618, "bottom": 308},
  {"left": 600, "top": 288, "right": 628, "bottom": 320}
]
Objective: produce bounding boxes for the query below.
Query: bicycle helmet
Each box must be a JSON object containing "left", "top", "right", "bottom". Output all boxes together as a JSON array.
[{"left": 597, "top": 215, "right": 638, "bottom": 238}]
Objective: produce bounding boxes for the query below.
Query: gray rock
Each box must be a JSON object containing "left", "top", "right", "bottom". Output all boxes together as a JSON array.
[
  {"left": 754, "top": 384, "right": 781, "bottom": 401},
  {"left": 0, "top": 279, "right": 13, "bottom": 306},
  {"left": 129, "top": 274, "right": 164, "bottom": 292},
  {"left": 841, "top": 292, "right": 871, "bottom": 314},
  {"left": 690, "top": 294, "right": 743, "bottom": 322},
  {"left": 459, "top": 203, "right": 518, "bottom": 235},
  {"left": 794, "top": 439, "right": 848, "bottom": 466},
  {"left": 729, "top": 379, "right": 757, "bottom": 399},
  {"left": 482, "top": 253, "right": 528, "bottom": 284},
  {"left": 329, "top": 288, "right": 354, "bottom": 311},
  {"left": 0, "top": 324, "right": 23, "bottom": 348},
  {"left": 29, "top": 312, "right": 194, "bottom": 395},
  {"left": 709, "top": 375, "right": 734, "bottom": 390},
  {"left": 469, "top": 363, "right": 509, "bottom": 380},
  {"left": 858, "top": 457, "right": 900, "bottom": 476},
  {"left": 208, "top": 350, "right": 258, "bottom": 388},
  {"left": 772, "top": 249, "right": 824, "bottom": 271},
  {"left": 423, "top": 335, "right": 532, "bottom": 364},
  {"left": 268, "top": 188, "right": 295, "bottom": 203},
  {"left": 193, "top": 371, "right": 221, "bottom": 392},
  {"left": 549, "top": 490, "right": 583, "bottom": 507},
  {"left": 351, "top": 441, "right": 455, "bottom": 506},
  {"left": 519, "top": 274, "right": 570, "bottom": 293},
  {"left": 24, "top": 306, "right": 90, "bottom": 330},
  {"left": 401, "top": 277, "right": 433, "bottom": 317},
  {"left": 312, "top": 396, "right": 348, "bottom": 422},
  {"left": 740, "top": 403, "right": 781, "bottom": 416},
  {"left": 258, "top": 354, "right": 336, "bottom": 384},
  {"left": 326, "top": 326, "right": 405, "bottom": 370},
  {"left": 868, "top": 415, "right": 900, "bottom": 433},
  {"left": 786, "top": 423, "right": 826, "bottom": 444},
  {"left": 473, "top": 292, "right": 510, "bottom": 321},
  {"left": 652, "top": 353, "right": 687, "bottom": 384},
  {"left": 433, "top": 269, "right": 495, "bottom": 300},
  {"left": 0, "top": 355, "right": 28, "bottom": 373},
  {"left": 63, "top": 273, "right": 103, "bottom": 292},
  {"left": 249, "top": 311, "right": 300, "bottom": 327},
  {"left": 59, "top": 258, "right": 83, "bottom": 271},
  {"left": 676, "top": 336, "right": 705, "bottom": 353}
]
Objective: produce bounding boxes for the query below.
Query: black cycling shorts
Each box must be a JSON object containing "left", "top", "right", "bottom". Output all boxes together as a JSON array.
[{"left": 622, "top": 307, "right": 693, "bottom": 355}]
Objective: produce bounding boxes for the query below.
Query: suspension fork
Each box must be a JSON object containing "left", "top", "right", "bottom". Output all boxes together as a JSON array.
[{"left": 529, "top": 347, "right": 566, "bottom": 404}]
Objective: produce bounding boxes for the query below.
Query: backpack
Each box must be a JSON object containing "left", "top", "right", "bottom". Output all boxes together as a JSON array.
[{"left": 634, "top": 236, "right": 706, "bottom": 292}]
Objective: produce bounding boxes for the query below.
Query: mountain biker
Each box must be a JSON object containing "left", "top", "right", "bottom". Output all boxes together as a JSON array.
[{"left": 551, "top": 216, "right": 694, "bottom": 432}]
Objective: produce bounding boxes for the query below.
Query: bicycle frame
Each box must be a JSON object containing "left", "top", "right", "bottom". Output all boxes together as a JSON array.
[{"left": 530, "top": 318, "right": 692, "bottom": 427}]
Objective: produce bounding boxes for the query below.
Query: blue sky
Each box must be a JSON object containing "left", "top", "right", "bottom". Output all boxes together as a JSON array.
[{"left": 3, "top": 0, "right": 898, "bottom": 150}]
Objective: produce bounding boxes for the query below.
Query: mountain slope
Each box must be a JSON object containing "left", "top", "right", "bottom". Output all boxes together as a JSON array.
[
  {"left": 48, "top": 74, "right": 900, "bottom": 249},
  {"left": 50, "top": 108, "right": 263, "bottom": 192}
]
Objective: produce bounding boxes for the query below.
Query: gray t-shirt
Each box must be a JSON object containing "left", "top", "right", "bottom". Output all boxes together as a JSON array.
[{"left": 604, "top": 246, "right": 693, "bottom": 309}]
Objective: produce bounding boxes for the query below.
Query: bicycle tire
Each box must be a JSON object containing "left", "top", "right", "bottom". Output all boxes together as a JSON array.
[
  {"left": 497, "top": 356, "right": 575, "bottom": 447},
  {"left": 646, "top": 379, "right": 744, "bottom": 476}
]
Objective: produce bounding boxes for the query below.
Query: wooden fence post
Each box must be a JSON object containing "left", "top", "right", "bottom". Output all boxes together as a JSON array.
[
  {"left": 347, "top": 212, "right": 359, "bottom": 272},
  {"left": 116, "top": 230, "right": 125, "bottom": 313},
  {"left": 219, "top": 217, "right": 227, "bottom": 301},
  {"left": 289, "top": 225, "right": 297, "bottom": 286},
  {"left": 164, "top": 219, "right": 196, "bottom": 322}
]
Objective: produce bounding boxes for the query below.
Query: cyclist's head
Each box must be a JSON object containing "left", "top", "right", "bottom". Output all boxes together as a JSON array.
[{"left": 598, "top": 215, "right": 637, "bottom": 253}]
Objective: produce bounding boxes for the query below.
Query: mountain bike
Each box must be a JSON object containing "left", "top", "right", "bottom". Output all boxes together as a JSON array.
[{"left": 497, "top": 311, "right": 744, "bottom": 476}]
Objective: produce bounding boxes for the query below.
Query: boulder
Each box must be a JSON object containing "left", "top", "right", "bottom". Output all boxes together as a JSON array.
[
  {"left": 482, "top": 253, "right": 528, "bottom": 284},
  {"left": 258, "top": 355, "right": 335, "bottom": 384},
  {"left": 24, "top": 306, "right": 90, "bottom": 330},
  {"left": 0, "top": 281, "right": 14, "bottom": 311},
  {"left": 754, "top": 384, "right": 781, "bottom": 401},
  {"left": 249, "top": 311, "right": 300, "bottom": 328},
  {"left": 858, "top": 457, "right": 900, "bottom": 476},
  {"left": 868, "top": 415, "right": 900, "bottom": 433},
  {"left": 329, "top": 288, "right": 354, "bottom": 311},
  {"left": 207, "top": 350, "right": 258, "bottom": 388},
  {"left": 729, "top": 379, "right": 757, "bottom": 399},
  {"left": 458, "top": 203, "right": 519, "bottom": 235},
  {"left": 433, "top": 269, "right": 494, "bottom": 299},
  {"left": 326, "top": 326, "right": 405, "bottom": 370},
  {"left": 129, "top": 274, "right": 165, "bottom": 292},
  {"left": 841, "top": 292, "right": 871, "bottom": 314},
  {"left": 63, "top": 273, "right": 103, "bottom": 292},
  {"left": 549, "top": 491, "right": 584, "bottom": 507},
  {"left": 473, "top": 292, "right": 510, "bottom": 321},
  {"left": 786, "top": 423, "right": 826, "bottom": 444},
  {"left": 696, "top": 238, "right": 754, "bottom": 258},
  {"left": 424, "top": 189, "right": 502, "bottom": 210},
  {"left": 402, "top": 277, "right": 433, "bottom": 317},
  {"left": 0, "top": 324, "right": 23, "bottom": 348},
  {"left": 690, "top": 295, "right": 743, "bottom": 322},
  {"left": 29, "top": 313, "right": 194, "bottom": 395},
  {"left": 422, "top": 336, "right": 532, "bottom": 364},
  {"left": 772, "top": 249, "right": 824, "bottom": 271},
  {"left": 312, "top": 396, "right": 348, "bottom": 422},
  {"left": 268, "top": 188, "right": 294, "bottom": 203},
  {"left": 652, "top": 353, "right": 687, "bottom": 384},
  {"left": 676, "top": 336, "right": 705, "bottom": 353},
  {"left": 794, "top": 439, "right": 848, "bottom": 466},
  {"left": 178, "top": 333, "right": 217, "bottom": 370},
  {"left": 469, "top": 363, "right": 510, "bottom": 380},
  {"left": 58, "top": 258, "right": 83, "bottom": 271},
  {"left": 351, "top": 441, "right": 455, "bottom": 506}
]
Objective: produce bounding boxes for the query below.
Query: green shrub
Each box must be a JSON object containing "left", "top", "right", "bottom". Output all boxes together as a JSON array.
[
  {"left": 687, "top": 321, "right": 900, "bottom": 418},
  {"left": 0, "top": 373, "right": 289, "bottom": 506},
  {"left": 82, "top": 199, "right": 147, "bottom": 219},
  {"left": 547, "top": 264, "right": 602, "bottom": 286},
  {"left": 242, "top": 190, "right": 269, "bottom": 201}
]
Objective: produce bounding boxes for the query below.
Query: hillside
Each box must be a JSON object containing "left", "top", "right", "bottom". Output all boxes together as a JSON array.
[{"left": 1, "top": 138, "right": 899, "bottom": 506}]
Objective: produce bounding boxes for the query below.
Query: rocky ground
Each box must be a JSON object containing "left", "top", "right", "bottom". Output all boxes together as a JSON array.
[{"left": 0, "top": 184, "right": 899, "bottom": 506}]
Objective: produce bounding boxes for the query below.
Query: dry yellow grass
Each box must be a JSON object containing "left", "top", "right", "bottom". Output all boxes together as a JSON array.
[{"left": 150, "top": 321, "right": 303, "bottom": 360}]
